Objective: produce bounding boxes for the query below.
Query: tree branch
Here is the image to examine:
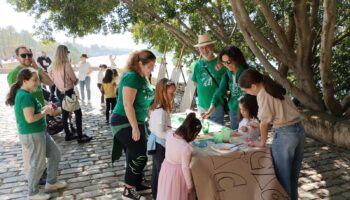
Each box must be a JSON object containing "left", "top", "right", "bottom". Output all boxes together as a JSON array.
[
  {"left": 319, "top": 0, "right": 342, "bottom": 115},
  {"left": 333, "top": 31, "right": 350, "bottom": 46},
  {"left": 255, "top": 0, "right": 296, "bottom": 60}
]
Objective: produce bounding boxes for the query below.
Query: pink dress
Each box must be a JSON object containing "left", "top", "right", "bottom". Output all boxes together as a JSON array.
[{"left": 157, "top": 133, "right": 195, "bottom": 200}]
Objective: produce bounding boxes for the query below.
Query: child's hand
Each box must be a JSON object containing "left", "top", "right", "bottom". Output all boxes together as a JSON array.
[
  {"left": 249, "top": 122, "right": 259, "bottom": 129},
  {"left": 132, "top": 127, "right": 141, "bottom": 141},
  {"left": 248, "top": 140, "right": 265, "bottom": 147},
  {"left": 240, "top": 126, "right": 248, "bottom": 132}
]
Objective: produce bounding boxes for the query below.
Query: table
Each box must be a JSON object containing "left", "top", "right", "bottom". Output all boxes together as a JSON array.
[{"left": 171, "top": 113, "right": 289, "bottom": 200}]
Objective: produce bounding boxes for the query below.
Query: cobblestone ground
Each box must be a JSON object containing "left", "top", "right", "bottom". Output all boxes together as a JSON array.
[{"left": 0, "top": 73, "right": 350, "bottom": 200}]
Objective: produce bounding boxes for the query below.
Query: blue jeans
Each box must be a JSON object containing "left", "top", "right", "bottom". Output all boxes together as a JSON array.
[
  {"left": 79, "top": 76, "right": 91, "bottom": 100},
  {"left": 199, "top": 105, "right": 224, "bottom": 125},
  {"left": 229, "top": 111, "right": 238, "bottom": 130},
  {"left": 272, "top": 122, "right": 305, "bottom": 200},
  {"left": 19, "top": 132, "right": 61, "bottom": 195}
]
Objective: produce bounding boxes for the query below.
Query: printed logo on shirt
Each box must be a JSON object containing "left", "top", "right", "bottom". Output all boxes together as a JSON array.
[{"left": 199, "top": 71, "right": 213, "bottom": 87}]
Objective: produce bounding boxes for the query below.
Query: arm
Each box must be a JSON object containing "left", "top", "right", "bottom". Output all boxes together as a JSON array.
[
  {"left": 66, "top": 63, "right": 79, "bottom": 85},
  {"left": 123, "top": 86, "right": 140, "bottom": 141},
  {"left": 31, "top": 59, "right": 54, "bottom": 86},
  {"left": 203, "top": 74, "right": 228, "bottom": 118},
  {"left": 23, "top": 106, "right": 50, "bottom": 123},
  {"left": 87, "top": 63, "right": 93, "bottom": 75},
  {"left": 181, "top": 146, "right": 193, "bottom": 191}
]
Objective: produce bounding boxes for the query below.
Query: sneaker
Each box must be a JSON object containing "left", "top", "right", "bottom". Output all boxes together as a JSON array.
[
  {"left": 45, "top": 180, "right": 67, "bottom": 192},
  {"left": 65, "top": 135, "right": 77, "bottom": 141},
  {"left": 136, "top": 183, "right": 152, "bottom": 195},
  {"left": 122, "top": 187, "right": 146, "bottom": 200},
  {"left": 28, "top": 193, "right": 51, "bottom": 200},
  {"left": 77, "top": 135, "right": 93, "bottom": 144}
]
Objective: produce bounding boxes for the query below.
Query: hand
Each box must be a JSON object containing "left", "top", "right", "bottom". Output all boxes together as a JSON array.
[
  {"left": 201, "top": 112, "right": 210, "bottom": 119},
  {"left": 188, "top": 187, "right": 194, "bottom": 194},
  {"left": 41, "top": 105, "right": 53, "bottom": 115},
  {"left": 215, "top": 63, "right": 223, "bottom": 71},
  {"left": 240, "top": 126, "right": 248, "bottom": 132},
  {"left": 248, "top": 140, "right": 265, "bottom": 147},
  {"left": 249, "top": 122, "right": 259, "bottom": 129},
  {"left": 30, "top": 59, "right": 39, "bottom": 69},
  {"left": 132, "top": 127, "right": 141, "bottom": 141}
]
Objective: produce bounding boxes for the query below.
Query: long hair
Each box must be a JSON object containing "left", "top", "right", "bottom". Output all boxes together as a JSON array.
[
  {"left": 102, "top": 69, "right": 114, "bottom": 84},
  {"left": 150, "top": 78, "right": 176, "bottom": 113},
  {"left": 237, "top": 94, "right": 258, "bottom": 122},
  {"left": 124, "top": 50, "right": 156, "bottom": 75},
  {"left": 175, "top": 113, "right": 202, "bottom": 142},
  {"left": 52, "top": 45, "right": 69, "bottom": 71},
  {"left": 6, "top": 68, "right": 37, "bottom": 106},
  {"left": 238, "top": 69, "right": 286, "bottom": 100},
  {"left": 218, "top": 45, "right": 249, "bottom": 70}
]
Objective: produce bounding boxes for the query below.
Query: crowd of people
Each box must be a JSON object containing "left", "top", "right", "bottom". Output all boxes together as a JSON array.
[{"left": 5, "top": 33, "right": 305, "bottom": 200}]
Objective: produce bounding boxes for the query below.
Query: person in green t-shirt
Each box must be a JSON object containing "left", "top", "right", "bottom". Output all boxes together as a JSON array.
[
  {"left": 192, "top": 34, "right": 227, "bottom": 125},
  {"left": 110, "top": 50, "right": 156, "bottom": 200},
  {"left": 7, "top": 46, "right": 54, "bottom": 106},
  {"left": 5, "top": 68, "right": 66, "bottom": 199},
  {"left": 202, "top": 45, "right": 249, "bottom": 130}
]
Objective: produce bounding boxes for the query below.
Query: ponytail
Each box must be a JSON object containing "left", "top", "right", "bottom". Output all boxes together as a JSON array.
[
  {"left": 5, "top": 68, "right": 37, "bottom": 106},
  {"left": 239, "top": 69, "right": 286, "bottom": 100},
  {"left": 5, "top": 83, "right": 21, "bottom": 106},
  {"left": 262, "top": 75, "right": 286, "bottom": 100}
]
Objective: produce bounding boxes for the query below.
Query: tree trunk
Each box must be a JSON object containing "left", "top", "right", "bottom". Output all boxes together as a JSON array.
[{"left": 319, "top": 0, "right": 342, "bottom": 115}]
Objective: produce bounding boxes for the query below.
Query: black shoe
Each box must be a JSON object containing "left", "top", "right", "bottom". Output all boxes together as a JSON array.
[
  {"left": 38, "top": 178, "right": 46, "bottom": 185},
  {"left": 65, "top": 135, "right": 77, "bottom": 141},
  {"left": 122, "top": 187, "right": 145, "bottom": 200},
  {"left": 136, "top": 183, "right": 152, "bottom": 195},
  {"left": 77, "top": 135, "right": 92, "bottom": 144}
]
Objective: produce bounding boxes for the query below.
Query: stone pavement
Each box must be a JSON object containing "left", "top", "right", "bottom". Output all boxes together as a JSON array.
[{"left": 0, "top": 73, "right": 350, "bottom": 200}]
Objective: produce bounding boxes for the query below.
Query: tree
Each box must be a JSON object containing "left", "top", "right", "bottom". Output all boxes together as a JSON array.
[{"left": 8, "top": 0, "right": 349, "bottom": 116}]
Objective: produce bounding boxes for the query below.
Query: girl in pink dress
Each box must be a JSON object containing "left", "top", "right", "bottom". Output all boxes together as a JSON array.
[{"left": 157, "top": 113, "right": 202, "bottom": 200}]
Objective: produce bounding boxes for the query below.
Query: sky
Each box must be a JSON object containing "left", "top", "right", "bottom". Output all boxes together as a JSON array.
[{"left": 0, "top": 0, "right": 146, "bottom": 49}]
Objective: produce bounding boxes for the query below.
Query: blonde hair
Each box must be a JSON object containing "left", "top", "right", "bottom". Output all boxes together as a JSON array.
[
  {"left": 52, "top": 45, "right": 69, "bottom": 71},
  {"left": 124, "top": 50, "right": 156, "bottom": 75},
  {"left": 150, "top": 78, "right": 176, "bottom": 113}
]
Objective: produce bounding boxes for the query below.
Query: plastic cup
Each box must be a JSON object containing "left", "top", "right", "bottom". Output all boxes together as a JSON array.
[{"left": 202, "top": 120, "right": 210, "bottom": 134}]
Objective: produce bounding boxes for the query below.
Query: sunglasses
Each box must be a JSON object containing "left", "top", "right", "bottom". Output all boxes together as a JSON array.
[
  {"left": 19, "top": 53, "right": 33, "bottom": 59},
  {"left": 221, "top": 60, "right": 233, "bottom": 65},
  {"left": 166, "top": 80, "right": 175, "bottom": 85}
]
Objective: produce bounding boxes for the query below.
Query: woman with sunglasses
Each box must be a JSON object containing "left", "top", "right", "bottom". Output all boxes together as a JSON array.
[
  {"left": 49, "top": 45, "right": 92, "bottom": 143},
  {"left": 202, "top": 45, "right": 249, "bottom": 130}
]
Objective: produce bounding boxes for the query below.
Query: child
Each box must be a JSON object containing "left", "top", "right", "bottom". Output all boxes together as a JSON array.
[
  {"left": 238, "top": 69, "right": 305, "bottom": 200},
  {"left": 5, "top": 68, "right": 67, "bottom": 200},
  {"left": 101, "top": 69, "right": 117, "bottom": 124},
  {"left": 97, "top": 64, "right": 107, "bottom": 105},
  {"left": 157, "top": 113, "right": 202, "bottom": 200},
  {"left": 237, "top": 94, "right": 260, "bottom": 141},
  {"left": 147, "top": 78, "right": 176, "bottom": 198}
]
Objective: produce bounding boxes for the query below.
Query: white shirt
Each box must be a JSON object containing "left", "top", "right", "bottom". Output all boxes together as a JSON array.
[
  {"left": 97, "top": 71, "right": 105, "bottom": 84},
  {"left": 148, "top": 107, "right": 171, "bottom": 139},
  {"left": 238, "top": 117, "right": 260, "bottom": 140},
  {"left": 78, "top": 62, "right": 91, "bottom": 81}
]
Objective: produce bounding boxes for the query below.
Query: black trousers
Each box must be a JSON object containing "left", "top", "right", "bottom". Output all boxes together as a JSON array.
[
  {"left": 97, "top": 83, "right": 104, "bottom": 103},
  {"left": 151, "top": 143, "right": 165, "bottom": 199},
  {"left": 57, "top": 89, "right": 83, "bottom": 138},
  {"left": 105, "top": 97, "right": 117, "bottom": 122},
  {"left": 111, "top": 114, "right": 148, "bottom": 187}
]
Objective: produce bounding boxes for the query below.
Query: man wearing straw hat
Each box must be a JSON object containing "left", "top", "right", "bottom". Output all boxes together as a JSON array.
[{"left": 192, "top": 34, "right": 227, "bottom": 124}]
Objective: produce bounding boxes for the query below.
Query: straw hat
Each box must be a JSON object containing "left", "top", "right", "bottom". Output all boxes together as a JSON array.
[{"left": 194, "top": 34, "right": 216, "bottom": 47}]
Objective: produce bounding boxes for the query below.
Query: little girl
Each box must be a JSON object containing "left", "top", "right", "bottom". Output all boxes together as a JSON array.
[
  {"left": 97, "top": 64, "right": 107, "bottom": 105},
  {"left": 238, "top": 69, "right": 305, "bottom": 200},
  {"left": 6, "top": 68, "right": 66, "bottom": 200},
  {"left": 101, "top": 69, "right": 117, "bottom": 124},
  {"left": 237, "top": 94, "right": 260, "bottom": 141},
  {"left": 147, "top": 78, "right": 176, "bottom": 198},
  {"left": 157, "top": 113, "right": 202, "bottom": 200}
]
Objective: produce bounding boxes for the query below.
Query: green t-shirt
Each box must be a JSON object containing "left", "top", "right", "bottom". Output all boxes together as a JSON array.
[
  {"left": 211, "top": 65, "right": 246, "bottom": 113},
  {"left": 7, "top": 66, "right": 45, "bottom": 106},
  {"left": 191, "top": 57, "right": 227, "bottom": 109},
  {"left": 14, "top": 89, "right": 46, "bottom": 134},
  {"left": 113, "top": 71, "right": 154, "bottom": 122}
]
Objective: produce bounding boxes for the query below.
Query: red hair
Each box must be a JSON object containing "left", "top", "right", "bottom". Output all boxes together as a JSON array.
[{"left": 150, "top": 78, "right": 176, "bottom": 113}]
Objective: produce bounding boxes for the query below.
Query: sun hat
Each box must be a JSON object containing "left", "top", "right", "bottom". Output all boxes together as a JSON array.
[{"left": 194, "top": 34, "right": 216, "bottom": 47}]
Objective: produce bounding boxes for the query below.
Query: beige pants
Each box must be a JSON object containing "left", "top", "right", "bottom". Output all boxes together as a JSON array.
[{"left": 22, "top": 145, "right": 29, "bottom": 177}]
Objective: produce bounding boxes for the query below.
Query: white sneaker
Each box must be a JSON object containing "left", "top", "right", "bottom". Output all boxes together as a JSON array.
[
  {"left": 45, "top": 180, "right": 67, "bottom": 192},
  {"left": 28, "top": 193, "right": 50, "bottom": 200}
]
